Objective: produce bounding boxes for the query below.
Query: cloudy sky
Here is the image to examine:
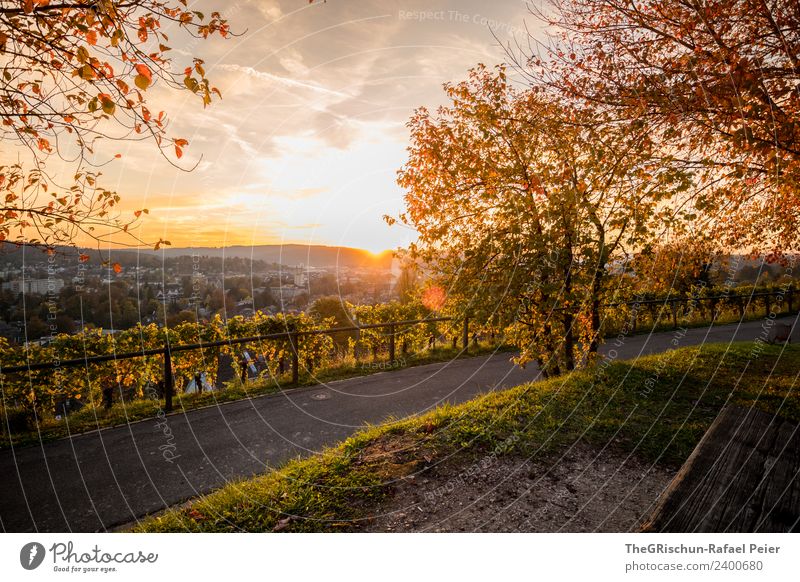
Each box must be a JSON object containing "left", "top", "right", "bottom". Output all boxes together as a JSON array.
[{"left": 97, "top": 0, "right": 538, "bottom": 253}]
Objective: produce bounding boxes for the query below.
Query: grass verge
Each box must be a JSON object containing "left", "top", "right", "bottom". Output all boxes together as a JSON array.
[{"left": 132, "top": 341, "right": 800, "bottom": 532}]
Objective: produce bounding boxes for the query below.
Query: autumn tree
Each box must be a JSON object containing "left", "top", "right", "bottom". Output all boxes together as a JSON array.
[
  {"left": 395, "top": 66, "right": 691, "bottom": 375},
  {"left": 524, "top": 0, "right": 800, "bottom": 253},
  {"left": 0, "top": 0, "right": 229, "bottom": 248},
  {"left": 309, "top": 295, "right": 354, "bottom": 327},
  {"left": 628, "top": 237, "right": 725, "bottom": 296},
  {"left": 395, "top": 259, "right": 420, "bottom": 304},
  {"left": 309, "top": 295, "right": 355, "bottom": 348}
]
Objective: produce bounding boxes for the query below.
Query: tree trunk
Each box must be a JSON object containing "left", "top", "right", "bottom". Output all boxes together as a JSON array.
[
  {"left": 562, "top": 311, "right": 575, "bottom": 371},
  {"left": 589, "top": 252, "right": 607, "bottom": 356},
  {"left": 589, "top": 296, "right": 601, "bottom": 355},
  {"left": 562, "top": 249, "right": 575, "bottom": 371},
  {"left": 536, "top": 357, "right": 549, "bottom": 379},
  {"left": 542, "top": 323, "right": 561, "bottom": 376}
]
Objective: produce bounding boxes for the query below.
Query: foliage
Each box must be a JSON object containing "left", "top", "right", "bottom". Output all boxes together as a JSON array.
[
  {"left": 309, "top": 296, "right": 354, "bottom": 328},
  {"left": 396, "top": 65, "right": 691, "bottom": 376},
  {"left": 2, "top": 283, "right": 793, "bottom": 448},
  {"left": 0, "top": 311, "right": 329, "bottom": 414},
  {"left": 351, "top": 300, "right": 435, "bottom": 359},
  {"left": 395, "top": 260, "right": 420, "bottom": 304},
  {"left": 0, "top": 0, "right": 228, "bottom": 247},
  {"left": 0, "top": 297, "right": 474, "bottom": 417},
  {"left": 527, "top": 0, "right": 800, "bottom": 252},
  {"left": 308, "top": 296, "right": 354, "bottom": 348},
  {"left": 1, "top": 335, "right": 510, "bottom": 449},
  {"left": 627, "top": 237, "right": 727, "bottom": 295}
]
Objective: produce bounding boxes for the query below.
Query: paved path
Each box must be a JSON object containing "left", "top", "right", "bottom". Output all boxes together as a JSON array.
[{"left": 1, "top": 317, "right": 796, "bottom": 532}]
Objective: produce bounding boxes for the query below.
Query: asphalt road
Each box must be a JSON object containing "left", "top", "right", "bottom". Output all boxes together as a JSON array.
[{"left": 1, "top": 316, "right": 796, "bottom": 532}]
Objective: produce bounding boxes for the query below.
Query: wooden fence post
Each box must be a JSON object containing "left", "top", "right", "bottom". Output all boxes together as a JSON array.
[
  {"left": 290, "top": 332, "right": 299, "bottom": 385},
  {"left": 164, "top": 347, "right": 173, "bottom": 413},
  {"left": 388, "top": 323, "right": 396, "bottom": 362},
  {"left": 462, "top": 316, "right": 469, "bottom": 349},
  {"left": 671, "top": 300, "right": 678, "bottom": 330}
]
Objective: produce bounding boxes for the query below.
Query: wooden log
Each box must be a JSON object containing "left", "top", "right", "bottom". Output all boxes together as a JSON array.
[{"left": 642, "top": 406, "right": 800, "bottom": 533}]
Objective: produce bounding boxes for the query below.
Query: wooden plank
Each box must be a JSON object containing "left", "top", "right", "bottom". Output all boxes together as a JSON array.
[{"left": 642, "top": 406, "right": 800, "bottom": 532}]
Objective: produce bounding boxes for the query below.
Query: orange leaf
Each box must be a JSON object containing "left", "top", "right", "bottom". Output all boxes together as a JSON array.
[
  {"left": 135, "top": 63, "right": 152, "bottom": 82},
  {"left": 174, "top": 137, "right": 188, "bottom": 159},
  {"left": 112, "top": 263, "right": 122, "bottom": 274}
]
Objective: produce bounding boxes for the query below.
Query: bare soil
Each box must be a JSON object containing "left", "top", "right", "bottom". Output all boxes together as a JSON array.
[{"left": 362, "top": 443, "right": 677, "bottom": 532}]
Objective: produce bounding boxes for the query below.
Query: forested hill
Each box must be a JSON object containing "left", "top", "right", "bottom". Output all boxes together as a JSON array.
[
  {"left": 0, "top": 243, "right": 393, "bottom": 270},
  {"left": 137, "top": 244, "right": 393, "bottom": 268}
]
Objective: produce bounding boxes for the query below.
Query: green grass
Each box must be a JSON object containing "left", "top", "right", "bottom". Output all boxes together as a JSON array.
[
  {"left": 626, "top": 306, "right": 790, "bottom": 337},
  {"left": 0, "top": 342, "right": 512, "bottom": 450},
  {"left": 132, "top": 341, "right": 800, "bottom": 532}
]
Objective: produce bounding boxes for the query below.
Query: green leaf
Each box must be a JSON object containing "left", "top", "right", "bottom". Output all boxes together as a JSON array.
[{"left": 134, "top": 74, "right": 151, "bottom": 90}]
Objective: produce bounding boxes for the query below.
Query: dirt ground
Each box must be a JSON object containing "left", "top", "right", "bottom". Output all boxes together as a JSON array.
[{"left": 362, "top": 443, "right": 677, "bottom": 532}]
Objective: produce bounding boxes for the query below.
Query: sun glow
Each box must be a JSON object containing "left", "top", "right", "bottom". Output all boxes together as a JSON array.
[{"left": 38, "top": 0, "right": 530, "bottom": 255}]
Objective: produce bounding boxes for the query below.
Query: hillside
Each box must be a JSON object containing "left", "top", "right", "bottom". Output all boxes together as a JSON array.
[
  {"left": 138, "top": 244, "right": 393, "bottom": 269},
  {"left": 0, "top": 242, "right": 394, "bottom": 270}
]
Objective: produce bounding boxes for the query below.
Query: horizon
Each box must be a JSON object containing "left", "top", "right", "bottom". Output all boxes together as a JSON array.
[{"left": 0, "top": 240, "right": 398, "bottom": 258}]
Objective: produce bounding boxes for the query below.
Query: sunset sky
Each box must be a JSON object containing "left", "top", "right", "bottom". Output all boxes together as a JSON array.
[{"left": 79, "top": 0, "right": 536, "bottom": 254}]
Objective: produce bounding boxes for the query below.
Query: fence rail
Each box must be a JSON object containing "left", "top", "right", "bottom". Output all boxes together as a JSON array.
[
  {"left": 0, "top": 316, "right": 456, "bottom": 412},
  {"left": 0, "top": 288, "right": 795, "bottom": 413}
]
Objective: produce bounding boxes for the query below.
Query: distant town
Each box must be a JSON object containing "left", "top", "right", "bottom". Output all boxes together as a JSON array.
[{"left": 0, "top": 244, "right": 403, "bottom": 344}]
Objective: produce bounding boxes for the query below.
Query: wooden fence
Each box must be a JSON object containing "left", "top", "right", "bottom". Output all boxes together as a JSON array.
[{"left": 0, "top": 287, "right": 795, "bottom": 413}]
